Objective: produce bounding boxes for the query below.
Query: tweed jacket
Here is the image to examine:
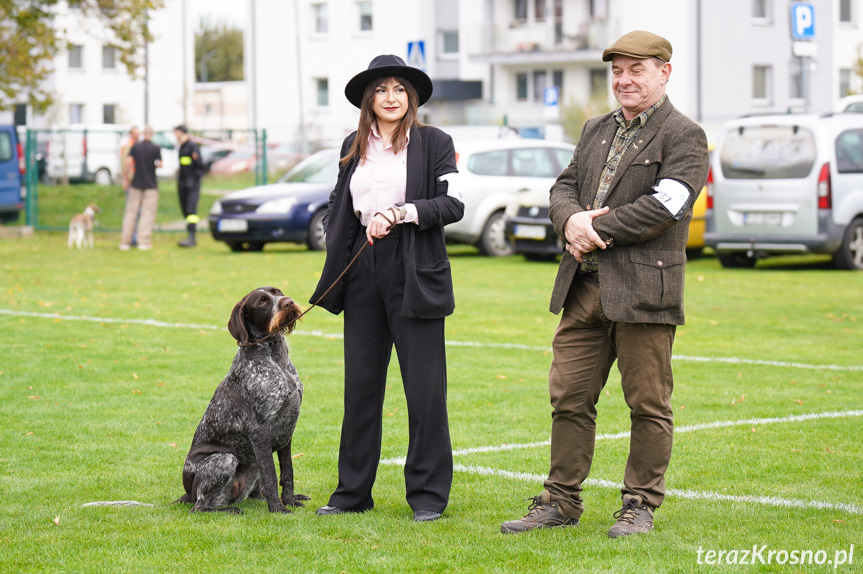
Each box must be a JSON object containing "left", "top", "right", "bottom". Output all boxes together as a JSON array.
[
  {"left": 549, "top": 98, "right": 709, "bottom": 325},
  {"left": 310, "top": 125, "right": 463, "bottom": 319}
]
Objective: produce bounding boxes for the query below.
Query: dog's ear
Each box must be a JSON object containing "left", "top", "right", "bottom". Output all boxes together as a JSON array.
[{"left": 227, "top": 296, "right": 250, "bottom": 346}]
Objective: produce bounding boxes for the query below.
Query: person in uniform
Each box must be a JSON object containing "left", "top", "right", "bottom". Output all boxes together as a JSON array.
[{"left": 174, "top": 125, "right": 205, "bottom": 248}]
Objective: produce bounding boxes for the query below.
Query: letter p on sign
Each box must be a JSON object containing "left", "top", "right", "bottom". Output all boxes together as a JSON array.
[{"left": 791, "top": 3, "right": 815, "bottom": 40}]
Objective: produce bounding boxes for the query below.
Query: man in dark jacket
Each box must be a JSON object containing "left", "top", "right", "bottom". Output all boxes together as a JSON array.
[
  {"left": 174, "top": 125, "right": 205, "bottom": 247},
  {"left": 502, "top": 31, "right": 710, "bottom": 538}
]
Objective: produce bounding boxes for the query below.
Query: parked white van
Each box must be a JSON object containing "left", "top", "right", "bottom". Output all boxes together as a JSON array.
[
  {"left": 46, "top": 125, "right": 179, "bottom": 185},
  {"left": 47, "top": 125, "right": 125, "bottom": 185},
  {"left": 705, "top": 113, "right": 863, "bottom": 269}
]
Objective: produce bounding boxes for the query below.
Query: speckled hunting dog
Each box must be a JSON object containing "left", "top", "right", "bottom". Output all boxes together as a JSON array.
[{"left": 175, "top": 287, "right": 309, "bottom": 513}]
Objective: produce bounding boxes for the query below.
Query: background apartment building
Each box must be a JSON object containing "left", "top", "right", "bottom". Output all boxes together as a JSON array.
[{"left": 1, "top": 0, "right": 861, "bottom": 149}]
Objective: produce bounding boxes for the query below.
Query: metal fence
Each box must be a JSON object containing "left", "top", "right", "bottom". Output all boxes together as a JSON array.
[{"left": 20, "top": 127, "right": 277, "bottom": 232}]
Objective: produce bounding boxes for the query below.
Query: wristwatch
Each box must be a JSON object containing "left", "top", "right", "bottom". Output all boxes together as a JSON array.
[{"left": 394, "top": 202, "right": 407, "bottom": 222}]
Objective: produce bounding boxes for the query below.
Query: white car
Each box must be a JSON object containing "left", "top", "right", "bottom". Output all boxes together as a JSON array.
[{"left": 445, "top": 139, "right": 576, "bottom": 256}]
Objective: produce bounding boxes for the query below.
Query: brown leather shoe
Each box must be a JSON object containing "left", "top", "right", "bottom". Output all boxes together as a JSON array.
[
  {"left": 608, "top": 495, "right": 654, "bottom": 538},
  {"left": 500, "top": 492, "right": 578, "bottom": 534}
]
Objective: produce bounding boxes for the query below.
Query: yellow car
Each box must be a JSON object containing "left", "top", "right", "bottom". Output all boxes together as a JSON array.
[{"left": 685, "top": 145, "right": 714, "bottom": 256}]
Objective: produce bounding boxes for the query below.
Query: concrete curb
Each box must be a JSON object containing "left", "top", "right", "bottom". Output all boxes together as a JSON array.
[{"left": 0, "top": 226, "right": 34, "bottom": 238}]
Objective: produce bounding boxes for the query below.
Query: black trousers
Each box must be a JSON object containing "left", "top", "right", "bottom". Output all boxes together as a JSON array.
[
  {"left": 328, "top": 227, "right": 453, "bottom": 513},
  {"left": 178, "top": 178, "right": 200, "bottom": 219}
]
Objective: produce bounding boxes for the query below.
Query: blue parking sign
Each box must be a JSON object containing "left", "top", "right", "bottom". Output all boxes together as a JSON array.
[
  {"left": 543, "top": 86, "right": 559, "bottom": 107},
  {"left": 790, "top": 3, "right": 815, "bottom": 40}
]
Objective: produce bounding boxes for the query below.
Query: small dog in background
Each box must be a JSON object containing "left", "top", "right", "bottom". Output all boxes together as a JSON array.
[
  {"left": 175, "top": 286, "right": 309, "bottom": 514},
  {"left": 67, "top": 203, "right": 101, "bottom": 249}
]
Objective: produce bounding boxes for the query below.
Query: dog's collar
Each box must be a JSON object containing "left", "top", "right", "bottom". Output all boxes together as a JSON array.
[{"left": 237, "top": 329, "right": 286, "bottom": 348}]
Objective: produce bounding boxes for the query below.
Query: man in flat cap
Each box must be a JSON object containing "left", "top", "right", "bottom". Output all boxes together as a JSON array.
[{"left": 502, "top": 31, "right": 709, "bottom": 537}]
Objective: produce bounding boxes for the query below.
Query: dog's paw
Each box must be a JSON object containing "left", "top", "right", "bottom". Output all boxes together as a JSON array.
[
  {"left": 269, "top": 504, "right": 292, "bottom": 514},
  {"left": 283, "top": 493, "right": 311, "bottom": 507}
]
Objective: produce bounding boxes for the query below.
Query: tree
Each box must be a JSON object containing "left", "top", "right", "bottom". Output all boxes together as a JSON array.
[
  {"left": 559, "top": 97, "right": 613, "bottom": 143},
  {"left": 194, "top": 16, "right": 243, "bottom": 83},
  {"left": 0, "top": 0, "right": 165, "bottom": 113}
]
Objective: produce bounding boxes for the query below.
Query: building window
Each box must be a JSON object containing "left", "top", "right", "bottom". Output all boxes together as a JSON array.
[
  {"left": 316, "top": 78, "right": 329, "bottom": 107},
  {"left": 753, "top": 65, "right": 772, "bottom": 101},
  {"left": 69, "top": 104, "right": 84, "bottom": 124},
  {"left": 102, "top": 45, "right": 116, "bottom": 69},
  {"left": 552, "top": 69, "right": 563, "bottom": 102},
  {"left": 515, "top": 0, "right": 527, "bottom": 21},
  {"left": 313, "top": 3, "right": 328, "bottom": 33},
  {"left": 789, "top": 62, "right": 803, "bottom": 100},
  {"left": 533, "top": 70, "right": 547, "bottom": 102},
  {"left": 103, "top": 104, "right": 116, "bottom": 124},
  {"left": 516, "top": 72, "right": 528, "bottom": 101},
  {"left": 840, "top": 0, "right": 852, "bottom": 23},
  {"left": 69, "top": 45, "right": 83, "bottom": 69},
  {"left": 533, "top": 70, "right": 548, "bottom": 102},
  {"left": 840, "top": 68, "right": 852, "bottom": 97},
  {"left": 441, "top": 30, "right": 459, "bottom": 54},
  {"left": 534, "top": 0, "right": 547, "bottom": 21},
  {"left": 358, "top": 1, "right": 372, "bottom": 31},
  {"left": 14, "top": 103, "right": 27, "bottom": 126},
  {"left": 205, "top": 104, "right": 214, "bottom": 116},
  {"left": 752, "top": 0, "right": 766, "bottom": 18},
  {"left": 515, "top": 0, "right": 550, "bottom": 23},
  {"left": 590, "top": 68, "right": 607, "bottom": 99}
]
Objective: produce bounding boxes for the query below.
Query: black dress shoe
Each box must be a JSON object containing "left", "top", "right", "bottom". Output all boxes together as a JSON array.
[
  {"left": 316, "top": 505, "right": 346, "bottom": 515},
  {"left": 413, "top": 510, "right": 442, "bottom": 522}
]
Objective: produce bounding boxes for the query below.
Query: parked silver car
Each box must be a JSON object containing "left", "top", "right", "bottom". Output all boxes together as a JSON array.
[
  {"left": 445, "top": 138, "right": 575, "bottom": 256},
  {"left": 705, "top": 113, "right": 863, "bottom": 269}
]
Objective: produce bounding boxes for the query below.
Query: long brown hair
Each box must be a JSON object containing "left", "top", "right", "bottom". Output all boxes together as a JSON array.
[{"left": 341, "top": 76, "right": 423, "bottom": 166}]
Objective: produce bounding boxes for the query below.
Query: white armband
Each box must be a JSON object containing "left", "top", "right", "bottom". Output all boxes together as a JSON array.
[
  {"left": 437, "top": 172, "right": 462, "bottom": 201},
  {"left": 650, "top": 179, "right": 692, "bottom": 221}
]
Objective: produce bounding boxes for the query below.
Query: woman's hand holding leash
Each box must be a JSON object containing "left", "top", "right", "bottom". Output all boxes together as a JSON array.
[{"left": 367, "top": 206, "right": 402, "bottom": 244}]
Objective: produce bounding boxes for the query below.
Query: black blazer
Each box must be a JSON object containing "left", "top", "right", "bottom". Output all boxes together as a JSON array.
[{"left": 310, "top": 125, "right": 463, "bottom": 319}]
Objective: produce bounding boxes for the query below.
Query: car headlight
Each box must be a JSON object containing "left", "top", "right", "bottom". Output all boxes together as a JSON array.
[
  {"left": 257, "top": 197, "right": 298, "bottom": 214},
  {"left": 210, "top": 200, "right": 222, "bottom": 215}
]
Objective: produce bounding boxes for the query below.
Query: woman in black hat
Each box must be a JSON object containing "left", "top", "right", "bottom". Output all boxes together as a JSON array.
[{"left": 310, "top": 55, "right": 464, "bottom": 522}]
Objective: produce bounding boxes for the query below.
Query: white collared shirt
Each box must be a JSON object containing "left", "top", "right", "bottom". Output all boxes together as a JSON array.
[{"left": 349, "top": 122, "right": 419, "bottom": 226}]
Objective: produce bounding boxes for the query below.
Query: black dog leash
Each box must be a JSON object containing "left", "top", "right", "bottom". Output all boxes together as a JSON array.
[{"left": 238, "top": 209, "right": 398, "bottom": 347}]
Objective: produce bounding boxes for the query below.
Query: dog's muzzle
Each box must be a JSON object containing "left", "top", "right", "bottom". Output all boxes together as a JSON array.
[{"left": 271, "top": 297, "right": 301, "bottom": 333}]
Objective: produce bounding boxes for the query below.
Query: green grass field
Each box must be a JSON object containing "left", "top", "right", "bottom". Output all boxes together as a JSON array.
[{"left": 1, "top": 228, "right": 861, "bottom": 573}]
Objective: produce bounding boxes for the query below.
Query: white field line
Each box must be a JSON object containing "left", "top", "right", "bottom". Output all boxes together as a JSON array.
[
  {"left": 450, "top": 464, "right": 863, "bottom": 515},
  {"left": 377, "top": 409, "right": 863, "bottom": 463},
  {"left": 3, "top": 308, "right": 862, "bottom": 371}
]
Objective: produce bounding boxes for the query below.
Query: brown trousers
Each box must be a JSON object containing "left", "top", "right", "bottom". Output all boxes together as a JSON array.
[
  {"left": 543, "top": 274, "right": 676, "bottom": 520},
  {"left": 120, "top": 187, "right": 159, "bottom": 247}
]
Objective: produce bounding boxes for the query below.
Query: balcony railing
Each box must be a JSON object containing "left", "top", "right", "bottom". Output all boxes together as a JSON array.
[{"left": 467, "top": 17, "right": 609, "bottom": 58}]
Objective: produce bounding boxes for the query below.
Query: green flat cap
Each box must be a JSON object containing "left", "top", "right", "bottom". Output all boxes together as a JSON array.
[{"left": 602, "top": 30, "right": 672, "bottom": 62}]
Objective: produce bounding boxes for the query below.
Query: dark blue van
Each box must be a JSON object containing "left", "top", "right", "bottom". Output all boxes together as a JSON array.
[{"left": 0, "top": 125, "right": 24, "bottom": 223}]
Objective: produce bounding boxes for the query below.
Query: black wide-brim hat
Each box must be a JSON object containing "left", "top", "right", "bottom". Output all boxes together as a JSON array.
[{"left": 344, "top": 54, "right": 433, "bottom": 109}]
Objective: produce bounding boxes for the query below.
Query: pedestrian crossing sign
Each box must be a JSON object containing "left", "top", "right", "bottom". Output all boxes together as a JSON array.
[{"left": 407, "top": 41, "right": 427, "bottom": 71}]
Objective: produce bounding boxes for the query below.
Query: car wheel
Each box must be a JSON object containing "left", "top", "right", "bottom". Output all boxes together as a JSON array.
[
  {"left": 833, "top": 217, "right": 863, "bottom": 270},
  {"left": 0, "top": 211, "right": 20, "bottom": 224},
  {"left": 718, "top": 253, "right": 757, "bottom": 268},
  {"left": 307, "top": 210, "right": 327, "bottom": 251},
  {"left": 227, "top": 241, "right": 265, "bottom": 252},
  {"left": 94, "top": 168, "right": 112, "bottom": 186},
  {"left": 477, "top": 211, "right": 514, "bottom": 257}
]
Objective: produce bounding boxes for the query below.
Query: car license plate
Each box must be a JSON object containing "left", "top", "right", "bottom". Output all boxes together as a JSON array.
[
  {"left": 218, "top": 218, "right": 248, "bottom": 232},
  {"left": 513, "top": 224, "right": 546, "bottom": 240},
  {"left": 743, "top": 212, "right": 782, "bottom": 226}
]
